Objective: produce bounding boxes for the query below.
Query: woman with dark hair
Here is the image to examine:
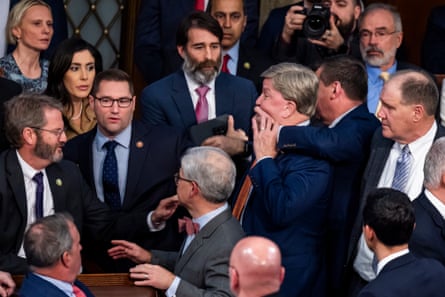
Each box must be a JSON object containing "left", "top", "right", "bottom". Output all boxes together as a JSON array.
[{"left": 46, "top": 37, "right": 102, "bottom": 139}]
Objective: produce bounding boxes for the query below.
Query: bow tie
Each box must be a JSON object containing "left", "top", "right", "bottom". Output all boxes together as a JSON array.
[{"left": 178, "top": 216, "right": 200, "bottom": 235}]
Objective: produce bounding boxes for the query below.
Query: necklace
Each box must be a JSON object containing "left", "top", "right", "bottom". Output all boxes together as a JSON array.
[{"left": 71, "top": 101, "right": 83, "bottom": 120}]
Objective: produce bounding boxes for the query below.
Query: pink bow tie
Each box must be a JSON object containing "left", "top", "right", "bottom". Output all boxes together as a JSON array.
[{"left": 178, "top": 216, "right": 200, "bottom": 235}]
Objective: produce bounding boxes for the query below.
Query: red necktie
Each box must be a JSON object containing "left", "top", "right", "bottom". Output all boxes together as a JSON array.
[
  {"left": 194, "top": 0, "right": 205, "bottom": 11},
  {"left": 178, "top": 216, "right": 200, "bottom": 235},
  {"left": 195, "top": 85, "right": 210, "bottom": 123},
  {"left": 73, "top": 284, "right": 87, "bottom": 297},
  {"left": 221, "top": 54, "right": 230, "bottom": 74}
]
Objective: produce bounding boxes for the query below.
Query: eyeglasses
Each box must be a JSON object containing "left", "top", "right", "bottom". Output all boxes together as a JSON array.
[
  {"left": 30, "top": 126, "right": 67, "bottom": 138},
  {"left": 174, "top": 173, "right": 195, "bottom": 185},
  {"left": 93, "top": 96, "right": 133, "bottom": 108},
  {"left": 359, "top": 30, "right": 398, "bottom": 41}
]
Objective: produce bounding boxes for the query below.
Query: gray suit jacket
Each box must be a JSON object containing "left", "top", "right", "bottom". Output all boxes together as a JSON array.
[{"left": 151, "top": 209, "right": 244, "bottom": 297}]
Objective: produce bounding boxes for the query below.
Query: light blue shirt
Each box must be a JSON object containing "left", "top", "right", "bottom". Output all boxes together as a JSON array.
[
  {"left": 34, "top": 273, "right": 76, "bottom": 297},
  {"left": 223, "top": 41, "right": 240, "bottom": 75},
  {"left": 92, "top": 125, "right": 132, "bottom": 203},
  {"left": 366, "top": 62, "right": 397, "bottom": 113}
]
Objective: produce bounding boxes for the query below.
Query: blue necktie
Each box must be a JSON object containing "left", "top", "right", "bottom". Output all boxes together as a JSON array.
[
  {"left": 33, "top": 172, "right": 44, "bottom": 218},
  {"left": 103, "top": 140, "right": 121, "bottom": 210},
  {"left": 392, "top": 145, "right": 412, "bottom": 193}
]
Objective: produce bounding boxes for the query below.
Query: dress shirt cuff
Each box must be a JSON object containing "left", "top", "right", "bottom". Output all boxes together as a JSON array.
[
  {"left": 255, "top": 156, "right": 273, "bottom": 165},
  {"left": 147, "top": 211, "right": 166, "bottom": 232},
  {"left": 165, "top": 276, "right": 181, "bottom": 297}
]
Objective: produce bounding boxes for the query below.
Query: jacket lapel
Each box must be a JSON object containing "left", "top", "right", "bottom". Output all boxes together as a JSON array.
[
  {"left": 5, "top": 151, "right": 27, "bottom": 221},
  {"left": 173, "top": 71, "right": 198, "bottom": 128}
]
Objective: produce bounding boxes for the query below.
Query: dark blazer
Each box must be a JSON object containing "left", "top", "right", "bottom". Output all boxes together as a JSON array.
[
  {"left": 19, "top": 273, "right": 94, "bottom": 297},
  {"left": 239, "top": 153, "right": 332, "bottom": 297},
  {"left": 140, "top": 70, "right": 257, "bottom": 137},
  {"left": 410, "top": 192, "right": 445, "bottom": 266},
  {"left": 422, "top": 5, "right": 445, "bottom": 74},
  {"left": 150, "top": 209, "right": 244, "bottom": 297},
  {"left": 357, "top": 253, "right": 445, "bottom": 297},
  {"left": 134, "top": 0, "right": 259, "bottom": 85},
  {"left": 347, "top": 124, "right": 445, "bottom": 268},
  {"left": 0, "top": 77, "right": 22, "bottom": 152},
  {"left": 63, "top": 121, "right": 190, "bottom": 271},
  {"left": 277, "top": 104, "right": 380, "bottom": 294},
  {"left": 236, "top": 43, "right": 273, "bottom": 93},
  {"left": 0, "top": 150, "right": 147, "bottom": 274}
]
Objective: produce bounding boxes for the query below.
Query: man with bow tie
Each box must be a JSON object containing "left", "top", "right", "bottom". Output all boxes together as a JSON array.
[{"left": 108, "top": 146, "right": 244, "bottom": 297}]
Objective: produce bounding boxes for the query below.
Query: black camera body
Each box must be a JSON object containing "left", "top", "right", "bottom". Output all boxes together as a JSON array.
[{"left": 299, "top": 4, "right": 331, "bottom": 39}]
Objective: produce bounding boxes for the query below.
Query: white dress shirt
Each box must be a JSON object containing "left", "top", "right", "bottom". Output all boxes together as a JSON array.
[{"left": 184, "top": 71, "right": 217, "bottom": 121}]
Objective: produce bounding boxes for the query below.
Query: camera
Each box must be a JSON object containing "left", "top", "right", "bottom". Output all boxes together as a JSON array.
[{"left": 299, "top": 3, "right": 331, "bottom": 39}]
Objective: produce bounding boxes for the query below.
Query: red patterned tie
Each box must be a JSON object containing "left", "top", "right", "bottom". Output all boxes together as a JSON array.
[
  {"left": 178, "top": 216, "right": 200, "bottom": 235},
  {"left": 73, "top": 284, "right": 87, "bottom": 297},
  {"left": 221, "top": 54, "right": 230, "bottom": 74},
  {"left": 195, "top": 85, "right": 210, "bottom": 123},
  {"left": 194, "top": 0, "right": 205, "bottom": 11}
]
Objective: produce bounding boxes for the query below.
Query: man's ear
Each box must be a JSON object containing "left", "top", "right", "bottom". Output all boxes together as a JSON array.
[
  {"left": 177, "top": 46, "right": 185, "bottom": 59},
  {"left": 60, "top": 251, "right": 70, "bottom": 268}
]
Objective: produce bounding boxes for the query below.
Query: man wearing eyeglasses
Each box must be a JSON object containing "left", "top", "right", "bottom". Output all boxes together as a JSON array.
[
  {"left": 63, "top": 69, "right": 191, "bottom": 272},
  {"left": 358, "top": 3, "right": 422, "bottom": 114}
]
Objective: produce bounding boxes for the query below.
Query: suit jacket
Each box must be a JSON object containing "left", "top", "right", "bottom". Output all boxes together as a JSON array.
[
  {"left": 236, "top": 43, "right": 273, "bottom": 93},
  {"left": 134, "top": 0, "right": 259, "bottom": 85},
  {"left": 150, "top": 209, "right": 244, "bottom": 297},
  {"left": 422, "top": 5, "right": 445, "bottom": 73},
  {"left": 357, "top": 253, "right": 445, "bottom": 297},
  {"left": 277, "top": 104, "right": 380, "bottom": 293},
  {"left": 409, "top": 192, "right": 445, "bottom": 266},
  {"left": 19, "top": 273, "right": 94, "bottom": 297},
  {"left": 0, "top": 77, "right": 21, "bottom": 152},
  {"left": 63, "top": 121, "right": 190, "bottom": 271},
  {"left": 346, "top": 124, "right": 445, "bottom": 269},
  {"left": 0, "top": 150, "right": 147, "bottom": 274},
  {"left": 140, "top": 70, "right": 257, "bottom": 139},
  {"left": 239, "top": 153, "right": 332, "bottom": 297}
]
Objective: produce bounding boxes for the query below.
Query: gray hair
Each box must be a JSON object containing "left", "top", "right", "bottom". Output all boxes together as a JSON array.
[
  {"left": 359, "top": 3, "right": 402, "bottom": 32},
  {"left": 181, "top": 146, "right": 236, "bottom": 203},
  {"left": 7, "top": 0, "right": 51, "bottom": 45},
  {"left": 424, "top": 138, "right": 445, "bottom": 189},
  {"left": 24, "top": 213, "right": 74, "bottom": 269},
  {"left": 390, "top": 70, "right": 438, "bottom": 116},
  {"left": 4, "top": 93, "right": 63, "bottom": 148},
  {"left": 261, "top": 63, "right": 318, "bottom": 117}
]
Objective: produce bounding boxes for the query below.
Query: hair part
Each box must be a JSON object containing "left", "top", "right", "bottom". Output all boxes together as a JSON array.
[
  {"left": 24, "top": 213, "right": 75, "bottom": 269},
  {"left": 176, "top": 11, "right": 223, "bottom": 47},
  {"left": 261, "top": 62, "right": 319, "bottom": 117},
  {"left": 181, "top": 146, "right": 236, "bottom": 203}
]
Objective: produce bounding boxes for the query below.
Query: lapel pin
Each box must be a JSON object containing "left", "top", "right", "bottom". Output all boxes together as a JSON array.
[
  {"left": 56, "top": 178, "right": 63, "bottom": 186},
  {"left": 243, "top": 62, "right": 251, "bottom": 70},
  {"left": 136, "top": 141, "right": 144, "bottom": 148}
]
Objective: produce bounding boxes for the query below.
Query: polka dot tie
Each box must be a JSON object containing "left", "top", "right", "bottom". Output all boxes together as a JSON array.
[{"left": 102, "top": 140, "right": 121, "bottom": 210}]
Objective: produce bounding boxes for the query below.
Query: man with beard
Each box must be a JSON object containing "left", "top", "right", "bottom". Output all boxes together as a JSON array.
[
  {"left": 0, "top": 94, "right": 160, "bottom": 274},
  {"left": 271, "top": 0, "right": 362, "bottom": 68},
  {"left": 359, "top": 3, "right": 422, "bottom": 115},
  {"left": 141, "top": 11, "right": 257, "bottom": 158}
]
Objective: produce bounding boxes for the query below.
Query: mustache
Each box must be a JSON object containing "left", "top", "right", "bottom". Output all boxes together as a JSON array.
[
  {"left": 195, "top": 59, "right": 219, "bottom": 70},
  {"left": 365, "top": 46, "right": 384, "bottom": 55}
]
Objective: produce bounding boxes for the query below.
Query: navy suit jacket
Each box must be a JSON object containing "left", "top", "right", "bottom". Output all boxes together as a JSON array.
[
  {"left": 19, "top": 273, "right": 94, "bottom": 297},
  {"left": 277, "top": 104, "right": 380, "bottom": 292},
  {"left": 357, "top": 253, "right": 445, "bottom": 297},
  {"left": 410, "top": 192, "right": 445, "bottom": 266},
  {"left": 134, "top": 0, "right": 259, "bottom": 85},
  {"left": 239, "top": 153, "right": 332, "bottom": 297},
  {"left": 140, "top": 70, "right": 257, "bottom": 138}
]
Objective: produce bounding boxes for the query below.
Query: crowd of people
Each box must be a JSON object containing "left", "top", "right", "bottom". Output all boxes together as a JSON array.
[{"left": 0, "top": 1, "right": 445, "bottom": 297}]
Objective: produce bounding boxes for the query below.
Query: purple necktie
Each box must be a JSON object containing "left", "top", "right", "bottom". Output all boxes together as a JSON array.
[
  {"left": 33, "top": 172, "right": 44, "bottom": 218},
  {"left": 195, "top": 85, "right": 210, "bottom": 123}
]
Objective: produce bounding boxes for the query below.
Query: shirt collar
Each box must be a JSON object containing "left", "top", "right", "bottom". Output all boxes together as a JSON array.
[
  {"left": 33, "top": 273, "right": 74, "bottom": 297},
  {"left": 95, "top": 123, "right": 132, "bottom": 151},
  {"left": 193, "top": 203, "right": 228, "bottom": 230},
  {"left": 424, "top": 189, "right": 445, "bottom": 219},
  {"left": 183, "top": 70, "right": 216, "bottom": 91},
  {"left": 16, "top": 150, "right": 46, "bottom": 180},
  {"left": 376, "top": 248, "right": 409, "bottom": 275},
  {"left": 395, "top": 121, "right": 437, "bottom": 161},
  {"left": 223, "top": 41, "right": 240, "bottom": 62},
  {"left": 329, "top": 105, "right": 360, "bottom": 128},
  {"left": 366, "top": 62, "right": 398, "bottom": 83}
]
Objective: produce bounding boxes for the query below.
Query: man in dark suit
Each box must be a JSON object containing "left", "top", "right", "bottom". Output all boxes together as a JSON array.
[
  {"left": 409, "top": 137, "right": 445, "bottom": 266},
  {"left": 109, "top": 146, "right": 245, "bottom": 297},
  {"left": 346, "top": 69, "right": 445, "bottom": 296},
  {"left": 64, "top": 69, "right": 190, "bottom": 272},
  {"left": 0, "top": 77, "right": 21, "bottom": 152},
  {"left": 357, "top": 188, "right": 445, "bottom": 297},
  {"left": 261, "top": 56, "right": 379, "bottom": 296},
  {"left": 0, "top": 94, "right": 150, "bottom": 274},
  {"left": 358, "top": 3, "right": 422, "bottom": 114},
  {"left": 19, "top": 213, "right": 94, "bottom": 297},
  {"left": 209, "top": 0, "right": 273, "bottom": 92},
  {"left": 141, "top": 11, "right": 256, "bottom": 157},
  {"left": 134, "top": 0, "right": 259, "bottom": 85},
  {"left": 233, "top": 63, "right": 332, "bottom": 297}
]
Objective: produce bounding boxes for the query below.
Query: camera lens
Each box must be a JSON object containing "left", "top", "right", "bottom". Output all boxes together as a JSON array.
[{"left": 302, "top": 4, "right": 330, "bottom": 39}]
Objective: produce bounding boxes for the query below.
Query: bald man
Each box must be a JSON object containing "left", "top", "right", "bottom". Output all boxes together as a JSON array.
[{"left": 229, "top": 236, "right": 285, "bottom": 297}]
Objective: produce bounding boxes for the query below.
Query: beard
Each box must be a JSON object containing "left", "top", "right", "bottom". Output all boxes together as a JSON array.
[
  {"left": 34, "top": 133, "right": 63, "bottom": 163},
  {"left": 361, "top": 45, "right": 397, "bottom": 67},
  {"left": 182, "top": 51, "right": 221, "bottom": 85},
  {"left": 334, "top": 14, "right": 356, "bottom": 38}
]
